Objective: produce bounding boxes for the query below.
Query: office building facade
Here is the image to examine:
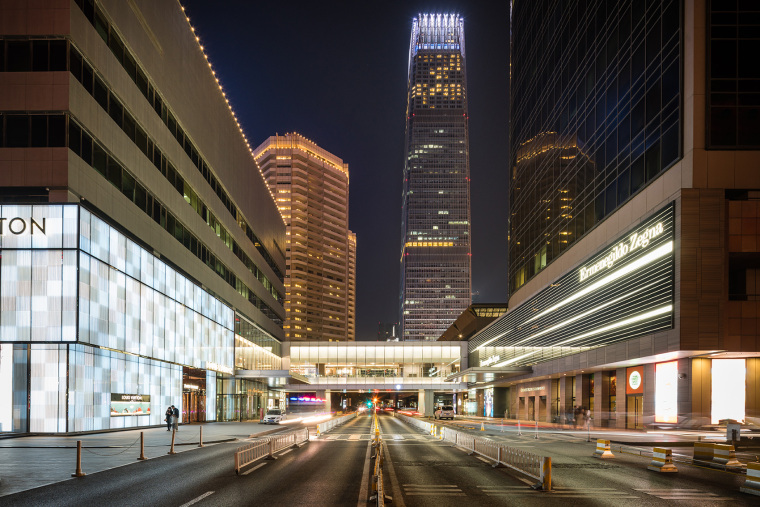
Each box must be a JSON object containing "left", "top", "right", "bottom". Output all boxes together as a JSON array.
[
  {"left": 400, "top": 13, "right": 472, "bottom": 341},
  {"left": 0, "top": 0, "right": 287, "bottom": 433},
  {"left": 255, "top": 133, "right": 355, "bottom": 341},
  {"left": 460, "top": 0, "right": 760, "bottom": 429}
]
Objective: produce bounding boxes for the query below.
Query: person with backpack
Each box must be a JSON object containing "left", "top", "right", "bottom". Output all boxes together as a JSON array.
[{"left": 165, "top": 406, "right": 173, "bottom": 431}]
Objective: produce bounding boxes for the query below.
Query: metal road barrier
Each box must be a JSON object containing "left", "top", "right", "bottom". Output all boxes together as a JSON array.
[
  {"left": 396, "top": 414, "right": 551, "bottom": 491},
  {"left": 317, "top": 411, "right": 358, "bottom": 436},
  {"left": 234, "top": 428, "right": 309, "bottom": 474}
]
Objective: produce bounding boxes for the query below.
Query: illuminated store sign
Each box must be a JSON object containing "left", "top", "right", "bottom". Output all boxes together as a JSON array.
[
  {"left": 0, "top": 217, "right": 46, "bottom": 235},
  {"left": 519, "top": 385, "right": 546, "bottom": 393},
  {"left": 626, "top": 367, "right": 644, "bottom": 394},
  {"left": 206, "top": 361, "right": 233, "bottom": 375},
  {"left": 579, "top": 223, "right": 665, "bottom": 282},
  {"left": 480, "top": 355, "right": 500, "bottom": 366},
  {"left": 711, "top": 359, "right": 746, "bottom": 424},
  {"left": 110, "top": 393, "right": 150, "bottom": 416},
  {"left": 655, "top": 361, "right": 678, "bottom": 423}
]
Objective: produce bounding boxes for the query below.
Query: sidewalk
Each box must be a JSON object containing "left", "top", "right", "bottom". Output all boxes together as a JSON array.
[{"left": 0, "top": 421, "right": 290, "bottom": 498}]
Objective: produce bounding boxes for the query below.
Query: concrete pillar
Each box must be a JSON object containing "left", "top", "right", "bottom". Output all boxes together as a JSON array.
[
  {"left": 324, "top": 390, "right": 332, "bottom": 412},
  {"left": 593, "top": 371, "right": 610, "bottom": 427},
  {"left": 559, "top": 376, "right": 573, "bottom": 425},
  {"left": 494, "top": 387, "right": 508, "bottom": 419},
  {"left": 575, "top": 374, "right": 590, "bottom": 411},
  {"left": 615, "top": 367, "right": 627, "bottom": 429},
  {"left": 418, "top": 389, "right": 434, "bottom": 417}
]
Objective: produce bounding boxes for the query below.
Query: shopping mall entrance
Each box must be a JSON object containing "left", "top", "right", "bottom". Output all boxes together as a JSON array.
[{"left": 182, "top": 367, "right": 207, "bottom": 423}]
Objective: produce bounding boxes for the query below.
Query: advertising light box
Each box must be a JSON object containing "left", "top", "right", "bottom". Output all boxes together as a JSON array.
[
  {"left": 110, "top": 393, "right": 151, "bottom": 416},
  {"left": 654, "top": 361, "right": 678, "bottom": 423},
  {"left": 711, "top": 359, "right": 746, "bottom": 424}
]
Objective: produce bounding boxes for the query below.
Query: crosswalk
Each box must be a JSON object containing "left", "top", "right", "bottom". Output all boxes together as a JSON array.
[
  {"left": 404, "top": 484, "right": 465, "bottom": 496},
  {"left": 634, "top": 488, "right": 735, "bottom": 501},
  {"left": 319, "top": 433, "right": 432, "bottom": 441},
  {"left": 479, "top": 485, "right": 638, "bottom": 499}
]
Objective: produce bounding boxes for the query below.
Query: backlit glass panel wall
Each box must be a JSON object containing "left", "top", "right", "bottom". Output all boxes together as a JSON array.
[
  {"left": 470, "top": 204, "right": 675, "bottom": 368},
  {"left": 510, "top": 0, "right": 681, "bottom": 292},
  {"left": 78, "top": 208, "right": 235, "bottom": 370},
  {"left": 68, "top": 344, "right": 182, "bottom": 432},
  {"left": 711, "top": 358, "right": 746, "bottom": 424}
]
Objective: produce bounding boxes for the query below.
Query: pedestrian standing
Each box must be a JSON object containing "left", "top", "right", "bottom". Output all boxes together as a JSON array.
[
  {"left": 584, "top": 407, "right": 591, "bottom": 429},
  {"left": 165, "top": 406, "right": 173, "bottom": 431},
  {"left": 172, "top": 405, "right": 180, "bottom": 431}
]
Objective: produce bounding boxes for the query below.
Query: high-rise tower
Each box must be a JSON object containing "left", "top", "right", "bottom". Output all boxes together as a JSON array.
[
  {"left": 400, "top": 13, "right": 472, "bottom": 341},
  {"left": 255, "top": 133, "right": 355, "bottom": 341}
]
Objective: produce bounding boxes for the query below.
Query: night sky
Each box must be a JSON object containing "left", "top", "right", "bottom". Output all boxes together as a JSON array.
[{"left": 182, "top": 0, "right": 510, "bottom": 341}]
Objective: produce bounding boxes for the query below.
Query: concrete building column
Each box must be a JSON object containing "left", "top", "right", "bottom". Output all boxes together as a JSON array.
[
  {"left": 615, "top": 367, "right": 627, "bottom": 429},
  {"left": 643, "top": 363, "right": 656, "bottom": 429},
  {"left": 575, "top": 373, "right": 590, "bottom": 411},
  {"left": 418, "top": 389, "right": 434, "bottom": 417},
  {"left": 559, "top": 376, "right": 574, "bottom": 425},
  {"left": 593, "top": 371, "right": 610, "bottom": 427}
]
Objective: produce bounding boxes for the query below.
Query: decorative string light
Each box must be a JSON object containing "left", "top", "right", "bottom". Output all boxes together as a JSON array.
[{"left": 178, "top": 2, "right": 282, "bottom": 220}]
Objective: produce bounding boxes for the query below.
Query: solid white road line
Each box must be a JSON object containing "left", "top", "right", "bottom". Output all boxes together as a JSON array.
[
  {"left": 179, "top": 491, "right": 214, "bottom": 507},
  {"left": 279, "top": 449, "right": 293, "bottom": 455},
  {"left": 242, "top": 462, "right": 268, "bottom": 475}
]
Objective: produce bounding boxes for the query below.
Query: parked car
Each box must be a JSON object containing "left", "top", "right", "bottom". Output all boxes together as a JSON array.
[
  {"left": 260, "top": 408, "right": 285, "bottom": 424},
  {"left": 434, "top": 405, "right": 455, "bottom": 420}
]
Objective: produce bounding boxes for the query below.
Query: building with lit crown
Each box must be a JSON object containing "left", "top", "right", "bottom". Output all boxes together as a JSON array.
[
  {"left": 400, "top": 13, "right": 472, "bottom": 341},
  {"left": 0, "top": 0, "right": 289, "bottom": 433},
  {"left": 456, "top": 0, "right": 760, "bottom": 429},
  {"left": 255, "top": 133, "right": 355, "bottom": 341}
]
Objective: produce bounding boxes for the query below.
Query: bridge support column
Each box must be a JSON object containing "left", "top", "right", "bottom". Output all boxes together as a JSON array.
[{"left": 418, "top": 389, "right": 434, "bottom": 417}]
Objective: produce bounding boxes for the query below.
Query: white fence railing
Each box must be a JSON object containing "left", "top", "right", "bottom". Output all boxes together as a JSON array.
[
  {"left": 396, "top": 414, "right": 551, "bottom": 489},
  {"left": 317, "top": 411, "right": 358, "bottom": 435},
  {"left": 234, "top": 428, "right": 309, "bottom": 474}
]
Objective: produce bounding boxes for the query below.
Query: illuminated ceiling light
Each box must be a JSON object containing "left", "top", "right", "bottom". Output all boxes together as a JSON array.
[
  {"left": 524, "top": 241, "right": 673, "bottom": 325},
  {"left": 473, "top": 330, "right": 511, "bottom": 352},
  {"left": 492, "top": 351, "right": 537, "bottom": 368}
]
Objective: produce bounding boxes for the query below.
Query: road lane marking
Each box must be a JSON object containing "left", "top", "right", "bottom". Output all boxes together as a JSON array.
[
  {"left": 404, "top": 485, "right": 465, "bottom": 497},
  {"left": 242, "top": 462, "right": 268, "bottom": 475},
  {"left": 279, "top": 449, "right": 293, "bottom": 455},
  {"left": 179, "top": 491, "right": 214, "bottom": 507},
  {"left": 348, "top": 434, "right": 361, "bottom": 440},
  {"left": 635, "top": 488, "right": 735, "bottom": 500}
]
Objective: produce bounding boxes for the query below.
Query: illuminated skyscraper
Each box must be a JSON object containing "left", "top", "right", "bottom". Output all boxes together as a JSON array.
[
  {"left": 400, "top": 13, "right": 472, "bottom": 341},
  {"left": 255, "top": 133, "right": 355, "bottom": 341}
]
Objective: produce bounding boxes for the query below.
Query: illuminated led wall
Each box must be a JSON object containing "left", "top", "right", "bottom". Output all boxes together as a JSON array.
[
  {"left": 655, "top": 361, "right": 678, "bottom": 424},
  {"left": 0, "top": 204, "right": 241, "bottom": 432},
  {"left": 711, "top": 358, "right": 746, "bottom": 424},
  {"left": 470, "top": 203, "right": 675, "bottom": 368}
]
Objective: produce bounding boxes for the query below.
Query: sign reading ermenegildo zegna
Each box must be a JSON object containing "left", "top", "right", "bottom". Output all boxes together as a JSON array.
[
  {"left": 578, "top": 221, "right": 665, "bottom": 282},
  {"left": 0, "top": 217, "right": 46, "bottom": 235}
]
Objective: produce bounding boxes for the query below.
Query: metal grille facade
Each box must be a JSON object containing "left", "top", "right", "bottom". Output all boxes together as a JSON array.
[
  {"left": 400, "top": 13, "right": 472, "bottom": 341},
  {"left": 470, "top": 203, "right": 675, "bottom": 368}
]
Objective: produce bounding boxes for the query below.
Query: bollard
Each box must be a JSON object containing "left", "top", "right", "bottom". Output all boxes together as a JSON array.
[
  {"left": 740, "top": 462, "right": 760, "bottom": 496},
  {"left": 481, "top": 421, "right": 485, "bottom": 431},
  {"left": 517, "top": 419, "right": 522, "bottom": 436},
  {"left": 71, "top": 440, "right": 86, "bottom": 477},
  {"left": 198, "top": 426, "right": 204, "bottom": 448},
  {"left": 593, "top": 439, "right": 614, "bottom": 459},
  {"left": 168, "top": 429, "right": 177, "bottom": 455},
  {"left": 648, "top": 447, "right": 677, "bottom": 472},
  {"left": 137, "top": 431, "right": 147, "bottom": 460},
  {"left": 541, "top": 456, "right": 552, "bottom": 491},
  {"left": 713, "top": 444, "right": 745, "bottom": 469},
  {"left": 534, "top": 420, "right": 539, "bottom": 439}
]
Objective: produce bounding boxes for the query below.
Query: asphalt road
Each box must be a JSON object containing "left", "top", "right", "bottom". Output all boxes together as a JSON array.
[
  {"left": 2, "top": 413, "right": 757, "bottom": 506},
  {"left": 384, "top": 413, "right": 758, "bottom": 506},
  {"left": 0, "top": 416, "right": 375, "bottom": 507}
]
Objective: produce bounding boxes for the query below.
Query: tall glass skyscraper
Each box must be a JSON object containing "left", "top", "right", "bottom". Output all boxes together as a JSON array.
[{"left": 400, "top": 13, "right": 472, "bottom": 341}]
